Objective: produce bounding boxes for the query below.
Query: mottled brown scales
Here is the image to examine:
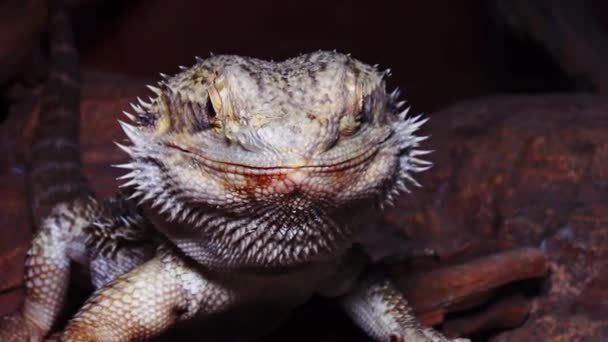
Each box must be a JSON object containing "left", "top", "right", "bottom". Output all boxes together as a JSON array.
[{"left": 1, "top": 3, "right": 467, "bottom": 342}]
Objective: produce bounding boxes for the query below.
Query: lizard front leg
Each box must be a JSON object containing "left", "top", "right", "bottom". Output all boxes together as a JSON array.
[
  {"left": 0, "top": 199, "right": 98, "bottom": 342},
  {"left": 57, "top": 247, "right": 232, "bottom": 342},
  {"left": 340, "top": 272, "right": 469, "bottom": 342}
]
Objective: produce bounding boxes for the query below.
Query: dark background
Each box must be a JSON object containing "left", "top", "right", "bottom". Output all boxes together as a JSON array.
[
  {"left": 72, "top": 0, "right": 567, "bottom": 110},
  {"left": 6, "top": 0, "right": 604, "bottom": 119}
]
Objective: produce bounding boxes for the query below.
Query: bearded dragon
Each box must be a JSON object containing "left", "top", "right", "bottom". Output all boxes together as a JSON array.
[{"left": 0, "top": 3, "right": 469, "bottom": 342}]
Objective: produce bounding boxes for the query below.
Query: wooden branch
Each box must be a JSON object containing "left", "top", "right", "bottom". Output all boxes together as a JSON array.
[
  {"left": 443, "top": 294, "right": 531, "bottom": 338},
  {"left": 389, "top": 247, "right": 546, "bottom": 326}
]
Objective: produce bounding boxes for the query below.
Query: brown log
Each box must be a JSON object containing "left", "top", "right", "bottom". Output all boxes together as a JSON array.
[
  {"left": 391, "top": 247, "right": 546, "bottom": 322},
  {"left": 443, "top": 294, "right": 531, "bottom": 338}
]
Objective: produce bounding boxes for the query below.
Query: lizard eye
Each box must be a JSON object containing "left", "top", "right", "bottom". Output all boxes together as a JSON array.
[
  {"left": 339, "top": 98, "right": 373, "bottom": 137},
  {"left": 207, "top": 86, "right": 222, "bottom": 118},
  {"left": 339, "top": 114, "right": 362, "bottom": 136},
  {"left": 204, "top": 84, "right": 225, "bottom": 130},
  {"left": 206, "top": 97, "right": 217, "bottom": 118},
  {"left": 339, "top": 81, "right": 379, "bottom": 137}
]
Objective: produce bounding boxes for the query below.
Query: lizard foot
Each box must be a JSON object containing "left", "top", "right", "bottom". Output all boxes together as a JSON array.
[{"left": 389, "top": 329, "right": 470, "bottom": 342}]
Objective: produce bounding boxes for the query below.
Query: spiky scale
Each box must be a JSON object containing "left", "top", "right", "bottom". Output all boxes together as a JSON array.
[
  {"left": 112, "top": 165, "right": 135, "bottom": 173},
  {"left": 119, "top": 179, "right": 138, "bottom": 188},
  {"left": 137, "top": 96, "right": 151, "bottom": 109},
  {"left": 390, "top": 88, "right": 401, "bottom": 100},
  {"left": 114, "top": 141, "right": 134, "bottom": 156},
  {"left": 130, "top": 102, "right": 146, "bottom": 114},
  {"left": 403, "top": 173, "right": 422, "bottom": 187},
  {"left": 118, "top": 120, "right": 145, "bottom": 145},
  {"left": 411, "top": 149, "right": 433, "bottom": 156},
  {"left": 116, "top": 171, "right": 138, "bottom": 180},
  {"left": 146, "top": 84, "right": 162, "bottom": 96},
  {"left": 412, "top": 136, "right": 430, "bottom": 145},
  {"left": 412, "top": 164, "right": 433, "bottom": 173},
  {"left": 122, "top": 111, "right": 136, "bottom": 122},
  {"left": 398, "top": 107, "right": 411, "bottom": 120}
]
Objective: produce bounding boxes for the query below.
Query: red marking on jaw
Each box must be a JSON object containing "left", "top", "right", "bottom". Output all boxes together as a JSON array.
[
  {"left": 246, "top": 173, "right": 284, "bottom": 188},
  {"left": 234, "top": 170, "right": 309, "bottom": 196},
  {"left": 228, "top": 172, "right": 287, "bottom": 195}
]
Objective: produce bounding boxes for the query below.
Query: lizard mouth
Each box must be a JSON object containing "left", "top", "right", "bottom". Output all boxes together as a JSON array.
[{"left": 164, "top": 142, "right": 380, "bottom": 175}]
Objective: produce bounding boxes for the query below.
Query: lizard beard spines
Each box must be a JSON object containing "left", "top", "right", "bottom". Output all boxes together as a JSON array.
[
  {"left": 115, "top": 136, "right": 358, "bottom": 268},
  {"left": 172, "top": 202, "right": 354, "bottom": 268},
  {"left": 380, "top": 106, "right": 433, "bottom": 209},
  {"left": 114, "top": 128, "right": 196, "bottom": 225},
  {"left": 121, "top": 95, "right": 159, "bottom": 128},
  {"left": 113, "top": 142, "right": 201, "bottom": 226}
]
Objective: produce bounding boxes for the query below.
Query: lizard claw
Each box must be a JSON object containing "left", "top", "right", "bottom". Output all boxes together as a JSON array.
[
  {"left": 389, "top": 329, "right": 470, "bottom": 342},
  {"left": 0, "top": 312, "right": 45, "bottom": 342},
  {"left": 419, "top": 328, "right": 470, "bottom": 342}
]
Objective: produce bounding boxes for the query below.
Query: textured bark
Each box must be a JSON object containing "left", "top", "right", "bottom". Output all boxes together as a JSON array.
[{"left": 389, "top": 247, "right": 546, "bottom": 325}]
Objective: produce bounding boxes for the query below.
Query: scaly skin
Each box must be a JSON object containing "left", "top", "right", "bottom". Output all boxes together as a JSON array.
[{"left": 0, "top": 2, "right": 469, "bottom": 341}]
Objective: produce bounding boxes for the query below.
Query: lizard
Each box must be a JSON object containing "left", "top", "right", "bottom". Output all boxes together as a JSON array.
[{"left": 0, "top": 3, "right": 470, "bottom": 342}]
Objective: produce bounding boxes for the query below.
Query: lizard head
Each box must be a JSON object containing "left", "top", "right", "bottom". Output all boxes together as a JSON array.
[{"left": 116, "top": 51, "right": 430, "bottom": 225}]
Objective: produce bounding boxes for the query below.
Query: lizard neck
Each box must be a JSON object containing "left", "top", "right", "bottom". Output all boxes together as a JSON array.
[{"left": 142, "top": 199, "right": 371, "bottom": 270}]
